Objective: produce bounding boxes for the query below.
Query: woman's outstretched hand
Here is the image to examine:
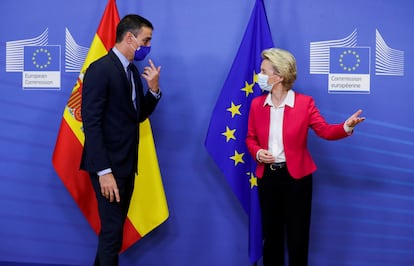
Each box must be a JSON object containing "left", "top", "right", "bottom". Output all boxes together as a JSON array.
[{"left": 346, "top": 109, "right": 366, "bottom": 127}]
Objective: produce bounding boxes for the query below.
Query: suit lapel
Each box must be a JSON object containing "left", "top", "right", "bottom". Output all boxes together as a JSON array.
[
  {"left": 108, "top": 50, "right": 129, "bottom": 84},
  {"left": 108, "top": 50, "right": 139, "bottom": 115}
]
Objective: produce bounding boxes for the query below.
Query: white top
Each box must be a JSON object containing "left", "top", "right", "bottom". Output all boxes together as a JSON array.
[{"left": 263, "top": 90, "right": 295, "bottom": 163}]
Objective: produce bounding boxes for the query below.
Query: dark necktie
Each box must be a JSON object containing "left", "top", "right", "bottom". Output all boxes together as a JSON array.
[
  {"left": 127, "top": 63, "right": 133, "bottom": 88},
  {"left": 127, "top": 64, "right": 136, "bottom": 109}
]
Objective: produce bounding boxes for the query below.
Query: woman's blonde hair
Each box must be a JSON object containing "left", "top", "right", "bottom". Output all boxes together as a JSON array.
[{"left": 261, "top": 48, "right": 297, "bottom": 89}]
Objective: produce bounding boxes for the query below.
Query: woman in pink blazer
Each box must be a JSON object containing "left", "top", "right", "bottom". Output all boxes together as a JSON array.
[{"left": 246, "top": 48, "right": 365, "bottom": 266}]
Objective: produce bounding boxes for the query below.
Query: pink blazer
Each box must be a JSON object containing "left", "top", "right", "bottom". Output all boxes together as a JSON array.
[{"left": 246, "top": 92, "right": 349, "bottom": 179}]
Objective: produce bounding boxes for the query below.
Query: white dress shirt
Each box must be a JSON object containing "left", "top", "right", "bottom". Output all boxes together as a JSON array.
[{"left": 265, "top": 90, "right": 295, "bottom": 163}]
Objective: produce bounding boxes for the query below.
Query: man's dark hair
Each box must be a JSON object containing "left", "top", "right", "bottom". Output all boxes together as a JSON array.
[{"left": 116, "top": 14, "right": 153, "bottom": 42}]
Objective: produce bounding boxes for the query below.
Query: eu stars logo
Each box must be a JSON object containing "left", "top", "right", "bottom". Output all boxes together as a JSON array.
[
  {"left": 329, "top": 47, "right": 370, "bottom": 93},
  {"left": 338, "top": 50, "right": 361, "bottom": 72},
  {"left": 31, "top": 48, "right": 52, "bottom": 69},
  {"left": 23, "top": 45, "right": 61, "bottom": 89}
]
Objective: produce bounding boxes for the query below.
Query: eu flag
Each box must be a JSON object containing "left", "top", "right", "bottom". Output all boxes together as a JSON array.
[
  {"left": 329, "top": 47, "right": 370, "bottom": 74},
  {"left": 204, "top": 0, "right": 273, "bottom": 263},
  {"left": 24, "top": 45, "right": 61, "bottom": 71}
]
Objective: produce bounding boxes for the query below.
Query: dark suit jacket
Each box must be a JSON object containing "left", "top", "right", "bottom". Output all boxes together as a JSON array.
[
  {"left": 80, "top": 49, "right": 160, "bottom": 178},
  {"left": 246, "top": 92, "right": 348, "bottom": 179}
]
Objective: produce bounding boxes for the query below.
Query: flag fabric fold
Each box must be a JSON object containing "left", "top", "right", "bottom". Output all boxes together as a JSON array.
[
  {"left": 204, "top": 0, "right": 274, "bottom": 263},
  {"left": 52, "top": 0, "right": 168, "bottom": 252}
]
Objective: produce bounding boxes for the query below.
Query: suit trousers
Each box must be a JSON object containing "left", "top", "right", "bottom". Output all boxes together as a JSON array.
[
  {"left": 91, "top": 173, "right": 135, "bottom": 266},
  {"left": 258, "top": 165, "right": 313, "bottom": 266}
]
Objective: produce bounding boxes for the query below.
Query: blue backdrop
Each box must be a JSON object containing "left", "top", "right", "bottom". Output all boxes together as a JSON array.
[{"left": 0, "top": 0, "right": 413, "bottom": 265}]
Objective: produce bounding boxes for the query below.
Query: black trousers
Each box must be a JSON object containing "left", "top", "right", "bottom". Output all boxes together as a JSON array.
[
  {"left": 258, "top": 165, "right": 313, "bottom": 266},
  {"left": 91, "top": 173, "right": 135, "bottom": 266}
]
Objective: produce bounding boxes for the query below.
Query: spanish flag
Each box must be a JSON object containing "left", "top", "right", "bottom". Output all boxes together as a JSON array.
[{"left": 52, "top": 0, "right": 169, "bottom": 251}]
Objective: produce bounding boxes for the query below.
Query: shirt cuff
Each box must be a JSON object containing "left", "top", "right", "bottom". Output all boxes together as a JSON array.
[
  {"left": 343, "top": 123, "right": 354, "bottom": 134},
  {"left": 97, "top": 168, "right": 112, "bottom": 176},
  {"left": 149, "top": 88, "right": 161, "bottom": 99},
  {"left": 256, "top": 149, "right": 263, "bottom": 162}
]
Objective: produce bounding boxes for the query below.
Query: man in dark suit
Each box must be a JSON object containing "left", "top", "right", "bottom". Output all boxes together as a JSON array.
[{"left": 80, "top": 14, "right": 162, "bottom": 266}]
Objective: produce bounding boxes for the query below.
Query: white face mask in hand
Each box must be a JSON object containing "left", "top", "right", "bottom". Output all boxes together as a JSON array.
[{"left": 257, "top": 73, "right": 273, "bottom": 91}]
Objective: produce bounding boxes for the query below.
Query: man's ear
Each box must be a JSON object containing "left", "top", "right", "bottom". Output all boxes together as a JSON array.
[{"left": 125, "top": 32, "right": 134, "bottom": 44}]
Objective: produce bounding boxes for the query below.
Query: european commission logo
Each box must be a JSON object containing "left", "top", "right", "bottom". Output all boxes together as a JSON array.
[
  {"left": 5, "top": 28, "right": 89, "bottom": 90},
  {"left": 328, "top": 47, "right": 370, "bottom": 93},
  {"left": 310, "top": 29, "right": 405, "bottom": 94},
  {"left": 23, "top": 45, "right": 61, "bottom": 88}
]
